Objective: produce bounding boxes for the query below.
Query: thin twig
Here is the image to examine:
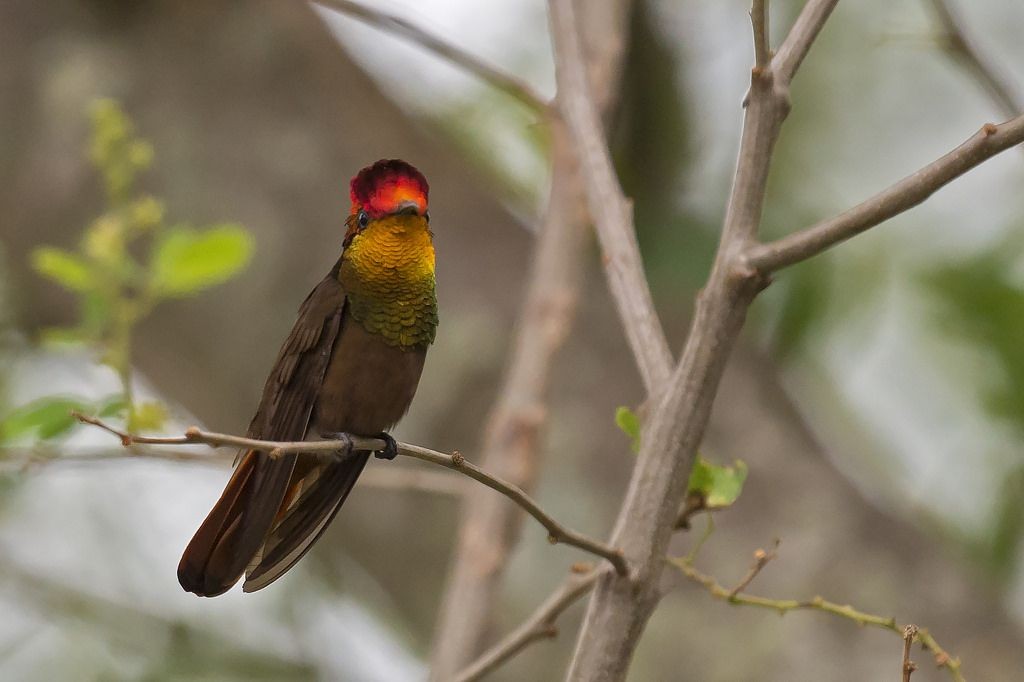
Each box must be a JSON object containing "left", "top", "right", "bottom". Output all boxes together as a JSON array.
[
  {"left": 744, "top": 114, "right": 1024, "bottom": 272},
  {"left": 903, "top": 624, "right": 919, "bottom": 682},
  {"left": 1, "top": 443, "right": 464, "bottom": 496},
  {"left": 73, "top": 413, "right": 627, "bottom": 574},
  {"left": 669, "top": 559, "right": 965, "bottom": 682},
  {"left": 927, "top": 0, "right": 1021, "bottom": 119},
  {"left": 0, "top": 446, "right": 233, "bottom": 469},
  {"left": 549, "top": 0, "right": 673, "bottom": 393},
  {"left": 674, "top": 492, "right": 729, "bottom": 530},
  {"left": 314, "top": 0, "right": 549, "bottom": 114},
  {"left": 751, "top": 0, "right": 771, "bottom": 70},
  {"left": 773, "top": 0, "right": 839, "bottom": 81},
  {"left": 455, "top": 566, "right": 604, "bottom": 682},
  {"left": 727, "top": 539, "right": 779, "bottom": 598}
]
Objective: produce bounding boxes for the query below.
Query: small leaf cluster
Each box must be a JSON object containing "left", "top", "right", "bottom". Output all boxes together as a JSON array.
[
  {"left": 2, "top": 99, "right": 253, "bottom": 442},
  {"left": 615, "top": 405, "right": 747, "bottom": 511}
]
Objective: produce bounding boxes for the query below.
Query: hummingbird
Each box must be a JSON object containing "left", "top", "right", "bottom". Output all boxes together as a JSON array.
[{"left": 178, "top": 159, "right": 438, "bottom": 596}]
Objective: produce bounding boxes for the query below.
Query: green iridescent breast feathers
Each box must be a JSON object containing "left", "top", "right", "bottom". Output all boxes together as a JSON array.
[{"left": 339, "top": 214, "right": 438, "bottom": 350}]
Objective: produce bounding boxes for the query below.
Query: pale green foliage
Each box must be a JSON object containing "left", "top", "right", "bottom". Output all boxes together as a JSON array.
[
  {"left": 1, "top": 99, "right": 253, "bottom": 442},
  {"left": 616, "top": 405, "right": 747, "bottom": 509},
  {"left": 150, "top": 225, "right": 253, "bottom": 298},
  {"left": 687, "top": 457, "right": 748, "bottom": 510},
  {"left": 614, "top": 405, "right": 642, "bottom": 453}
]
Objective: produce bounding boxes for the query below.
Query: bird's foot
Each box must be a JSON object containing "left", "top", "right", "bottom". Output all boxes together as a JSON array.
[
  {"left": 373, "top": 432, "right": 399, "bottom": 461},
  {"left": 319, "top": 432, "right": 354, "bottom": 460}
]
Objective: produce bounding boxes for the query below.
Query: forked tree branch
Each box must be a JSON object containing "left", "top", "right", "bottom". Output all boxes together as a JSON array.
[
  {"left": 313, "top": 0, "right": 549, "bottom": 114},
  {"left": 744, "top": 114, "right": 1024, "bottom": 272},
  {"left": 73, "top": 413, "right": 627, "bottom": 574},
  {"left": 560, "top": 1, "right": 837, "bottom": 678},
  {"left": 455, "top": 566, "right": 604, "bottom": 682}
]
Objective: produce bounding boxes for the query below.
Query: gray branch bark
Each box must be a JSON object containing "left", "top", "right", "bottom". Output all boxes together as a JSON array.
[{"left": 427, "top": 3, "right": 634, "bottom": 677}]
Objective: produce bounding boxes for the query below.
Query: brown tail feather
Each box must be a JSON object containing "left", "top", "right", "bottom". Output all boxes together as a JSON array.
[
  {"left": 242, "top": 451, "right": 370, "bottom": 593},
  {"left": 177, "top": 450, "right": 297, "bottom": 597}
]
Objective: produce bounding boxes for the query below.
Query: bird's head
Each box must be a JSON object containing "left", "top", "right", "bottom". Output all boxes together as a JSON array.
[
  {"left": 341, "top": 159, "right": 434, "bottom": 288},
  {"left": 345, "top": 159, "right": 429, "bottom": 247}
]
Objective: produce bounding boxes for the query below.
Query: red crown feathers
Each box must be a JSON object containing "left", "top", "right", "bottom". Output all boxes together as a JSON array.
[{"left": 349, "top": 159, "right": 429, "bottom": 219}]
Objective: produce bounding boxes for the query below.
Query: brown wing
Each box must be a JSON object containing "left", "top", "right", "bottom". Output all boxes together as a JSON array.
[
  {"left": 242, "top": 446, "right": 369, "bottom": 592},
  {"left": 177, "top": 272, "right": 346, "bottom": 597}
]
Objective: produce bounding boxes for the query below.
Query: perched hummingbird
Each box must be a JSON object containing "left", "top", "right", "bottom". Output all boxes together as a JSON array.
[{"left": 178, "top": 159, "right": 437, "bottom": 596}]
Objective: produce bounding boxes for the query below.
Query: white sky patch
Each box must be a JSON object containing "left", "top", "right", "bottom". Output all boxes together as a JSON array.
[{"left": 312, "top": 0, "right": 553, "bottom": 203}]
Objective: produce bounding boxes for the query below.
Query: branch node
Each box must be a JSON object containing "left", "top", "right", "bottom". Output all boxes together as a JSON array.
[
  {"left": 728, "top": 538, "right": 779, "bottom": 598},
  {"left": 268, "top": 447, "right": 284, "bottom": 459},
  {"left": 982, "top": 122, "right": 998, "bottom": 136},
  {"left": 729, "top": 253, "right": 772, "bottom": 292},
  {"left": 451, "top": 450, "right": 466, "bottom": 467},
  {"left": 184, "top": 426, "right": 201, "bottom": 440},
  {"left": 547, "top": 534, "right": 558, "bottom": 545},
  {"left": 902, "top": 624, "right": 919, "bottom": 682}
]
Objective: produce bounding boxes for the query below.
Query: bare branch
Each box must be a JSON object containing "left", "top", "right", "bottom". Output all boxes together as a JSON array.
[
  {"left": 564, "top": 2, "right": 838, "bottom": 677},
  {"left": 773, "top": 0, "right": 839, "bottom": 81},
  {"left": 903, "top": 624, "right": 919, "bottom": 682},
  {"left": 549, "top": 0, "right": 673, "bottom": 393},
  {"left": 428, "top": 119, "right": 589, "bottom": 676},
  {"left": 3, "top": 441, "right": 464, "bottom": 496},
  {"left": 744, "top": 114, "right": 1024, "bottom": 272},
  {"left": 927, "top": 0, "right": 1022, "bottom": 119},
  {"left": 430, "top": 4, "right": 637, "bottom": 673},
  {"left": 313, "top": 0, "right": 549, "bottom": 114},
  {"left": 0, "top": 445, "right": 232, "bottom": 470},
  {"left": 455, "top": 566, "right": 603, "bottom": 682},
  {"left": 669, "top": 559, "right": 965, "bottom": 682},
  {"left": 458, "top": 489, "right": 730, "bottom": 679},
  {"left": 727, "top": 539, "right": 779, "bottom": 598},
  {"left": 73, "top": 413, "right": 627, "bottom": 574},
  {"left": 751, "top": 0, "right": 771, "bottom": 70}
]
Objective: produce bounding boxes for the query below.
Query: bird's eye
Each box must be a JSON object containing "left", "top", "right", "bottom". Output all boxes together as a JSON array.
[
  {"left": 357, "top": 210, "right": 369, "bottom": 229},
  {"left": 424, "top": 211, "right": 430, "bottom": 223}
]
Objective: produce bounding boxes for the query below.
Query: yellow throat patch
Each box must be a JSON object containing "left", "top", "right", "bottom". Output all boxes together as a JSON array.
[{"left": 338, "top": 214, "right": 438, "bottom": 350}]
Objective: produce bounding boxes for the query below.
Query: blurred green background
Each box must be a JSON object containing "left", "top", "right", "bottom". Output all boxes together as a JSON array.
[{"left": 1, "top": 0, "right": 1023, "bottom": 680}]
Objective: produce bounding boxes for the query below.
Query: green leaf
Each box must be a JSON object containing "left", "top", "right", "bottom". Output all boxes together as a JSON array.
[
  {"left": 31, "top": 248, "right": 94, "bottom": 292},
  {"left": 0, "top": 397, "right": 90, "bottom": 442},
  {"left": 687, "top": 456, "right": 748, "bottom": 509},
  {"left": 129, "top": 401, "right": 167, "bottom": 432},
  {"left": 150, "top": 225, "right": 253, "bottom": 297},
  {"left": 615, "top": 406, "right": 642, "bottom": 453},
  {"left": 98, "top": 395, "right": 129, "bottom": 418}
]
